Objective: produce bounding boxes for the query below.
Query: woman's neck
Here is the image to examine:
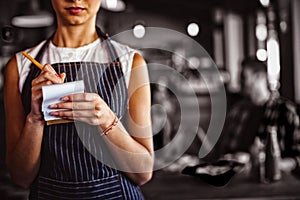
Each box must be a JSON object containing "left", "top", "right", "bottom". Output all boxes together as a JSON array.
[{"left": 52, "top": 25, "right": 98, "bottom": 48}]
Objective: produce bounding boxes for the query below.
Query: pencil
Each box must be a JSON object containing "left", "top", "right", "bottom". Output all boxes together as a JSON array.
[{"left": 22, "top": 51, "right": 44, "bottom": 70}]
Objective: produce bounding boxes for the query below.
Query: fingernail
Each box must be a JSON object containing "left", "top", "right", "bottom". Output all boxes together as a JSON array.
[
  {"left": 50, "top": 112, "right": 58, "bottom": 116},
  {"left": 61, "top": 96, "right": 69, "bottom": 101},
  {"left": 62, "top": 74, "right": 66, "bottom": 82},
  {"left": 49, "top": 104, "right": 57, "bottom": 109},
  {"left": 43, "top": 64, "right": 49, "bottom": 70}
]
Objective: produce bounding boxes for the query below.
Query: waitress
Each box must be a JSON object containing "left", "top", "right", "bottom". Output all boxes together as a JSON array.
[{"left": 4, "top": 0, "right": 153, "bottom": 199}]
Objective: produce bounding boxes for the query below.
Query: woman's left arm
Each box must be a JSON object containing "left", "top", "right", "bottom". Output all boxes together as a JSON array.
[
  {"left": 50, "top": 53, "right": 154, "bottom": 186},
  {"left": 105, "top": 53, "right": 154, "bottom": 185}
]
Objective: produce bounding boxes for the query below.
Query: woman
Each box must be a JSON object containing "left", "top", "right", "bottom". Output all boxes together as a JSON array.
[{"left": 4, "top": 0, "right": 153, "bottom": 199}]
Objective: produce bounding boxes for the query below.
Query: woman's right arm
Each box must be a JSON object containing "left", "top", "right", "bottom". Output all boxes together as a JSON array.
[{"left": 4, "top": 56, "right": 64, "bottom": 188}]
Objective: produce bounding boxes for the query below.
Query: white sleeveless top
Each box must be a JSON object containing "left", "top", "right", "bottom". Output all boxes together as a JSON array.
[{"left": 16, "top": 39, "right": 137, "bottom": 92}]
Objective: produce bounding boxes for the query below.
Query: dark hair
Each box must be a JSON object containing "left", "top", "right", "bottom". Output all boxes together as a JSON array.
[{"left": 241, "top": 57, "right": 267, "bottom": 75}]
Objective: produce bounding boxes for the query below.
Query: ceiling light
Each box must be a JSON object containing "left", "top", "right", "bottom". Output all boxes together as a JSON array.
[
  {"left": 12, "top": 13, "right": 53, "bottom": 28},
  {"left": 107, "top": 0, "right": 117, "bottom": 9},
  {"left": 11, "top": 0, "right": 54, "bottom": 28},
  {"left": 256, "top": 49, "right": 267, "bottom": 61},
  {"left": 101, "top": 0, "right": 126, "bottom": 12},
  {"left": 259, "top": 0, "right": 270, "bottom": 7},
  {"left": 133, "top": 24, "right": 146, "bottom": 39},
  {"left": 187, "top": 23, "right": 199, "bottom": 37},
  {"left": 256, "top": 24, "right": 268, "bottom": 41}
]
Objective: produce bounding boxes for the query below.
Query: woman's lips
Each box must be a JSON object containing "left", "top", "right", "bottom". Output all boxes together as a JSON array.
[{"left": 66, "top": 7, "right": 84, "bottom": 15}]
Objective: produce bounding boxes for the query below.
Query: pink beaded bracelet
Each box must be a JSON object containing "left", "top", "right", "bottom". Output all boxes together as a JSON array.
[{"left": 101, "top": 113, "right": 118, "bottom": 136}]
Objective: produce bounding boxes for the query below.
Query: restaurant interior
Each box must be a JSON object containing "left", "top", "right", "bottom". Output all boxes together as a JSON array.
[{"left": 1, "top": 0, "right": 300, "bottom": 199}]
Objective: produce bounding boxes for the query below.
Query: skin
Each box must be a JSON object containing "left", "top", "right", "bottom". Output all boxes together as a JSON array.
[
  {"left": 5, "top": 0, "right": 153, "bottom": 188},
  {"left": 243, "top": 68, "right": 270, "bottom": 106}
]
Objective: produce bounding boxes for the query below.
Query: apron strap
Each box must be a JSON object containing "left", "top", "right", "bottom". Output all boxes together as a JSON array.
[
  {"left": 29, "top": 37, "right": 52, "bottom": 70},
  {"left": 96, "top": 27, "right": 121, "bottom": 63}
]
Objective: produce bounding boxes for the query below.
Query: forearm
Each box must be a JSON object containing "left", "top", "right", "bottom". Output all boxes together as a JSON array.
[
  {"left": 101, "top": 122, "right": 153, "bottom": 186},
  {"left": 6, "top": 113, "right": 44, "bottom": 188}
]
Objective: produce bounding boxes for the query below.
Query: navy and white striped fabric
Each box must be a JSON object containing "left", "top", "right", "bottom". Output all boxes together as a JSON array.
[{"left": 21, "top": 29, "right": 144, "bottom": 200}]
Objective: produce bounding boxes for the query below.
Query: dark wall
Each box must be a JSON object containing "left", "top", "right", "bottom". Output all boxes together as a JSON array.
[{"left": 98, "top": 8, "right": 214, "bottom": 56}]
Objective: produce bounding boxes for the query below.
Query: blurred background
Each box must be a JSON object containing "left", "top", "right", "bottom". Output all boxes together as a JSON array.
[{"left": 1, "top": 0, "right": 300, "bottom": 199}]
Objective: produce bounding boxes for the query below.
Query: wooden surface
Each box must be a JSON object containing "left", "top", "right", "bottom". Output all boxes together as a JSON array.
[{"left": 141, "top": 170, "right": 300, "bottom": 200}]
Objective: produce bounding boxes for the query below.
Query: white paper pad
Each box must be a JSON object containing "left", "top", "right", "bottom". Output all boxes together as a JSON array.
[{"left": 42, "top": 80, "right": 84, "bottom": 121}]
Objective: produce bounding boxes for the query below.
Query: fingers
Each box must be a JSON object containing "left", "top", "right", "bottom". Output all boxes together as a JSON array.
[
  {"left": 32, "top": 64, "right": 64, "bottom": 85},
  {"left": 42, "top": 64, "right": 57, "bottom": 74},
  {"left": 43, "top": 64, "right": 66, "bottom": 83},
  {"left": 59, "top": 73, "right": 66, "bottom": 82},
  {"left": 48, "top": 93, "right": 111, "bottom": 126},
  {"left": 50, "top": 110, "right": 101, "bottom": 118},
  {"left": 30, "top": 64, "right": 65, "bottom": 118},
  {"left": 49, "top": 102, "right": 96, "bottom": 110},
  {"left": 31, "top": 80, "right": 53, "bottom": 99},
  {"left": 61, "top": 93, "right": 100, "bottom": 102},
  {"left": 30, "top": 64, "right": 65, "bottom": 115},
  {"left": 49, "top": 93, "right": 100, "bottom": 115},
  {"left": 50, "top": 109, "right": 102, "bottom": 126}
]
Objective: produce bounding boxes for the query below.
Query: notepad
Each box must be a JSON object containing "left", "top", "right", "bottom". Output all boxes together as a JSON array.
[{"left": 42, "top": 80, "right": 84, "bottom": 125}]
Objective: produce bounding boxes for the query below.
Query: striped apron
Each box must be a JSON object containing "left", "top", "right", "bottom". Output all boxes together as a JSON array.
[{"left": 21, "top": 28, "right": 144, "bottom": 200}]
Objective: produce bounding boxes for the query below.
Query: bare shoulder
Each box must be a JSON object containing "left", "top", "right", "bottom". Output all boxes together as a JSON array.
[
  {"left": 4, "top": 54, "right": 23, "bottom": 113},
  {"left": 4, "top": 54, "right": 22, "bottom": 108},
  {"left": 128, "top": 52, "right": 149, "bottom": 94},
  {"left": 4, "top": 55, "right": 19, "bottom": 86},
  {"left": 132, "top": 53, "right": 146, "bottom": 69}
]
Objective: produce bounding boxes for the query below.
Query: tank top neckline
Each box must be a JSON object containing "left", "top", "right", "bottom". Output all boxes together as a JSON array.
[{"left": 49, "top": 38, "right": 101, "bottom": 52}]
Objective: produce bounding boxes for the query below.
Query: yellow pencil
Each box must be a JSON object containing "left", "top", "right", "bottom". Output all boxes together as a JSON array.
[{"left": 22, "top": 51, "right": 44, "bottom": 70}]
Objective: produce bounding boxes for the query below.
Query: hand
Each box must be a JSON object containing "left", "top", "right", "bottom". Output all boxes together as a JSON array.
[
  {"left": 30, "top": 64, "right": 65, "bottom": 122},
  {"left": 49, "top": 93, "right": 115, "bottom": 128}
]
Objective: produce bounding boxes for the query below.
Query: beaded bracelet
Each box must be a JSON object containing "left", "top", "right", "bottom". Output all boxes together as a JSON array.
[{"left": 101, "top": 113, "right": 118, "bottom": 136}]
